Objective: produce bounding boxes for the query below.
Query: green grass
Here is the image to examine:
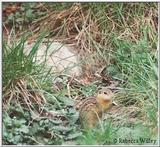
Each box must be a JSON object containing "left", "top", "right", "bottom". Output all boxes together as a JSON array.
[
  {"left": 2, "top": 2, "right": 158, "bottom": 145},
  {"left": 111, "top": 32, "right": 158, "bottom": 126},
  {"left": 2, "top": 32, "right": 46, "bottom": 86}
]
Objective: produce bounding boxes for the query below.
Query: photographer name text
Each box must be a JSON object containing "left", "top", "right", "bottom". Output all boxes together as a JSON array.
[{"left": 113, "top": 137, "right": 156, "bottom": 144}]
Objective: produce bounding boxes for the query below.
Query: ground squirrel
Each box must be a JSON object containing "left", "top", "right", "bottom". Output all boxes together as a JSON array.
[{"left": 76, "top": 88, "right": 115, "bottom": 129}]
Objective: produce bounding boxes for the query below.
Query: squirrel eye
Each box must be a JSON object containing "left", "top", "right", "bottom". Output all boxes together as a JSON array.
[{"left": 104, "top": 92, "right": 108, "bottom": 94}]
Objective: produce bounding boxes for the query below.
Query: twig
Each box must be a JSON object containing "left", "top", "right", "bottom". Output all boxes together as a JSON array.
[{"left": 67, "top": 74, "right": 75, "bottom": 99}]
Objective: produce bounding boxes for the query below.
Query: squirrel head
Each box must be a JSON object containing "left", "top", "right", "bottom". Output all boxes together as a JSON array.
[{"left": 96, "top": 88, "right": 114, "bottom": 111}]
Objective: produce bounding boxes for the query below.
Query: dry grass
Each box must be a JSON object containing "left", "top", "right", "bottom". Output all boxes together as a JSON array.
[
  {"left": 26, "top": 3, "right": 157, "bottom": 73},
  {"left": 19, "top": 3, "right": 108, "bottom": 74},
  {"left": 3, "top": 76, "right": 46, "bottom": 114}
]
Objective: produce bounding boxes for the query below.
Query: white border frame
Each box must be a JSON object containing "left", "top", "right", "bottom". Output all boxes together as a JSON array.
[{"left": 0, "top": 1, "right": 159, "bottom": 146}]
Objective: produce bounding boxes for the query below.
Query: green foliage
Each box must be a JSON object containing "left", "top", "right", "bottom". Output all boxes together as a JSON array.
[
  {"left": 80, "top": 84, "right": 98, "bottom": 97},
  {"left": 3, "top": 93, "right": 81, "bottom": 145},
  {"left": 111, "top": 35, "right": 158, "bottom": 125},
  {"left": 3, "top": 3, "right": 46, "bottom": 30},
  {"left": 2, "top": 34, "right": 82, "bottom": 144},
  {"left": 77, "top": 121, "right": 157, "bottom": 145},
  {"left": 77, "top": 121, "right": 114, "bottom": 145},
  {"left": 3, "top": 111, "right": 29, "bottom": 145},
  {"left": 2, "top": 32, "right": 46, "bottom": 87}
]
